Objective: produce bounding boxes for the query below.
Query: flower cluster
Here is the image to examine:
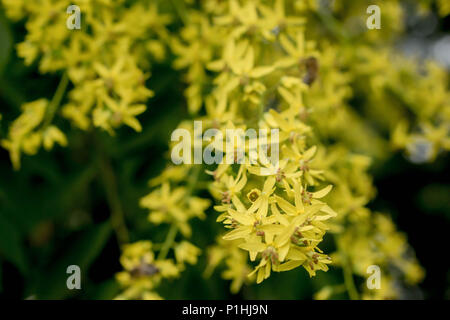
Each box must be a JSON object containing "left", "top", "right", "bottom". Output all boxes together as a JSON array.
[
  {"left": 1, "top": 0, "right": 171, "bottom": 168},
  {"left": 1, "top": 99, "right": 67, "bottom": 169},
  {"left": 153, "top": 0, "right": 435, "bottom": 299},
  {"left": 136, "top": 0, "right": 341, "bottom": 294},
  {"left": 115, "top": 241, "right": 179, "bottom": 300},
  {"left": 140, "top": 177, "right": 210, "bottom": 238},
  {"left": 2, "top": 0, "right": 448, "bottom": 300}
]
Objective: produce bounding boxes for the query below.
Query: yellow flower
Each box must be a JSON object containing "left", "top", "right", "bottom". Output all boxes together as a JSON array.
[
  {"left": 275, "top": 31, "right": 318, "bottom": 69},
  {"left": 102, "top": 95, "right": 147, "bottom": 133},
  {"left": 115, "top": 240, "right": 179, "bottom": 300},
  {"left": 224, "top": 46, "right": 274, "bottom": 95},
  {"left": 175, "top": 241, "right": 201, "bottom": 266},
  {"left": 258, "top": 0, "right": 305, "bottom": 41},
  {"left": 1, "top": 99, "right": 66, "bottom": 170},
  {"left": 43, "top": 125, "right": 68, "bottom": 151},
  {"left": 222, "top": 206, "right": 279, "bottom": 242},
  {"left": 140, "top": 182, "right": 209, "bottom": 237}
]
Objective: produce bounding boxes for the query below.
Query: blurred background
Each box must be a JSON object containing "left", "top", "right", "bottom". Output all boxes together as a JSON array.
[{"left": 0, "top": 2, "right": 449, "bottom": 299}]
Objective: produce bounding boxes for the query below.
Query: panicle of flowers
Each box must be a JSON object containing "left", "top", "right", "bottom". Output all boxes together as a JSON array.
[
  {"left": 167, "top": 0, "right": 339, "bottom": 285},
  {"left": 166, "top": 0, "right": 439, "bottom": 298},
  {"left": 0, "top": 0, "right": 171, "bottom": 168},
  {"left": 3, "top": 0, "right": 448, "bottom": 300}
]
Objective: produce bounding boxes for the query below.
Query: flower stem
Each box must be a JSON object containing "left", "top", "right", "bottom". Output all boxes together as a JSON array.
[
  {"left": 156, "top": 164, "right": 202, "bottom": 260},
  {"left": 98, "top": 147, "right": 129, "bottom": 245},
  {"left": 157, "top": 223, "right": 178, "bottom": 260},
  {"left": 336, "top": 236, "right": 359, "bottom": 300},
  {"left": 44, "top": 73, "right": 69, "bottom": 127},
  {"left": 342, "top": 259, "right": 359, "bottom": 300}
]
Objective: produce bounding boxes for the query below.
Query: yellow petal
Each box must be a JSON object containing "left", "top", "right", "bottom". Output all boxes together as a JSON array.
[
  {"left": 223, "top": 226, "right": 251, "bottom": 240},
  {"left": 238, "top": 241, "right": 266, "bottom": 253},
  {"left": 275, "top": 260, "right": 303, "bottom": 272},
  {"left": 312, "top": 185, "right": 333, "bottom": 199},
  {"left": 228, "top": 209, "right": 254, "bottom": 225}
]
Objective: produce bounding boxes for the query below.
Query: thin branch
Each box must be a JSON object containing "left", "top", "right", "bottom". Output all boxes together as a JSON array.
[
  {"left": 336, "top": 236, "right": 359, "bottom": 300},
  {"left": 157, "top": 223, "right": 178, "bottom": 260},
  {"left": 98, "top": 146, "right": 130, "bottom": 245},
  {"left": 44, "top": 73, "right": 69, "bottom": 127},
  {"left": 156, "top": 164, "right": 202, "bottom": 260}
]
